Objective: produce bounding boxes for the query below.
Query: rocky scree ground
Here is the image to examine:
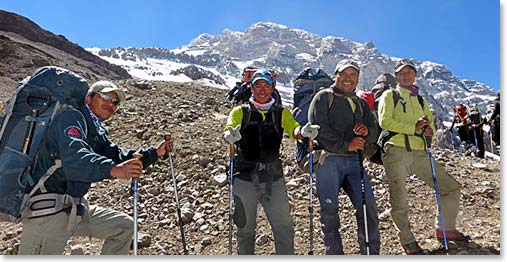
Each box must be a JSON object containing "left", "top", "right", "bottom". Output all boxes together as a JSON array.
[{"left": 0, "top": 80, "right": 500, "bottom": 255}]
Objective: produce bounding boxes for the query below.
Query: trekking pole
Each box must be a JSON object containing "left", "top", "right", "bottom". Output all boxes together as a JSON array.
[
  {"left": 472, "top": 127, "right": 479, "bottom": 156},
  {"left": 351, "top": 115, "right": 370, "bottom": 255},
  {"left": 165, "top": 134, "right": 188, "bottom": 255},
  {"left": 450, "top": 129, "right": 457, "bottom": 151},
  {"left": 357, "top": 149, "right": 370, "bottom": 255},
  {"left": 489, "top": 129, "right": 495, "bottom": 154},
  {"left": 308, "top": 138, "right": 314, "bottom": 255},
  {"left": 132, "top": 153, "right": 143, "bottom": 256},
  {"left": 228, "top": 144, "right": 235, "bottom": 255},
  {"left": 424, "top": 135, "right": 449, "bottom": 253}
]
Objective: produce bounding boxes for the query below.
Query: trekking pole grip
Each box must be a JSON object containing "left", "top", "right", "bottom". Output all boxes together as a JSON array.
[
  {"left": 308, "top": 138, "right": 313, "bottom": 152},
  {"left": 164, "top": 134, "right": 173, "bottom": 154},
  {"left": 132, "top": 153, "right": 143, "bottom": 180},
  {"left": 229, "top": 144, "right": 235, "bottom": 157}
]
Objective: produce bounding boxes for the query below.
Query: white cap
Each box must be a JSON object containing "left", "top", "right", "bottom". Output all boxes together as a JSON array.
[{"left": 87, "top": 81, "right": 126, "bottom": 103}]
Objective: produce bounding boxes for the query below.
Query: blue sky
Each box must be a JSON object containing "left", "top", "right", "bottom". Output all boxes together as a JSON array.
[{"left": 0, "top": 0, "right": 500, "bottom": 90}]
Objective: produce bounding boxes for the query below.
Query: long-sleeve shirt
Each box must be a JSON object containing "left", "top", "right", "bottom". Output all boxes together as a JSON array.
[
  {"left": 378, "top": 86, "right": 434, "bottom": 151},
  {"left": 224, "top": 105, "right": 300, "bottom": 139},
  {"left": 308, "top": 85, "right": 379, "bottom": 156},
  {"left": 32, "top": 105, "right": 159, "bottom": 197}
]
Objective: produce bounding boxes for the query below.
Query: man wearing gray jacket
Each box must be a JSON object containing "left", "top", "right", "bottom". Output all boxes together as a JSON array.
[{"left": 308, "top": 59, "right": 380, "bottom": 255}]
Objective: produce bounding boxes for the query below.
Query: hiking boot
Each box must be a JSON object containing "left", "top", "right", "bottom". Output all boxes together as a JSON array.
[
  {"left": 435, "top": 229, "right": 471, "bottom": 243},
  {"left": 401, "top": 242, "right": 427, "bottom": 255}
]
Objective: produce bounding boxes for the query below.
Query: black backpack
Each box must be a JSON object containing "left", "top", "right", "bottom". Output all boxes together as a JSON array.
[
  {"left": 226, "top": 66, "right": 282, "bottom": 106},
  {"left": 360, "top": 73, "right": 397, "bottom": 164}
]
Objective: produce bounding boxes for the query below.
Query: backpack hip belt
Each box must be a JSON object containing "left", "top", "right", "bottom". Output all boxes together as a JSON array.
[
  {"left": 22, "top": 158, "right": 89, "bottom": 232},
  {"left": 22, "top": 193, "right": 86, "bottom": 218},
  {"left": 23, "top": 193, "right": 89, "bottom": 233}
]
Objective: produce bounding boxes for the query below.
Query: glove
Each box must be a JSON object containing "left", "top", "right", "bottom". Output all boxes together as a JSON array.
[
  {"left": 224, "top": 126, "right": 242, "bottom": 145},
  {"left": 300, "top": 123, "right": 320, "bottom": 140}
]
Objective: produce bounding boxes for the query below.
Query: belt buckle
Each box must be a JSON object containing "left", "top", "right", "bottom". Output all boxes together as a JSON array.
[{"left": 256, "top": 162, "right": 266, "bottom": 171}]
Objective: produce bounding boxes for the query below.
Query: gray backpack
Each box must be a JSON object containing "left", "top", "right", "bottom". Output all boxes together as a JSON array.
[{"left": 0, "top": 66, "right": 88, "bottom": 222}]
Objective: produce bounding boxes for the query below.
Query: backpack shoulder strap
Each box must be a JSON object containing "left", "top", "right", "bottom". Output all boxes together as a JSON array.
[
  {"left": 417, "top": 95, "right": 425, "bottom": 110},
  {"left": 391, "top": 89, "right": 401, "bottom": 106},
  {"left": 391, "top": 89, "right": 408, "bottom": 113},
  {"left": 271, "top": 105, "right": 283, "bottom": 137},
  {"left": 323, "top": 88, "right": 336, "bottom": 111},
  {"left": 240, "top": 104, "right": 251, "bottom": 132}
]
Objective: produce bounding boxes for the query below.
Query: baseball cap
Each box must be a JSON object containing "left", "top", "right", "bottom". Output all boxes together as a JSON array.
[
  {"left": 394, "top": 59, "right": 417, "bottom": 73},
  {"left": 334, "top": 59, "right": 360, "bottom": 74},
  {"left": 87, "top": 81, "right": 126, "bottom": 103},
  {"left": 251, "top": 69, "right": 274, "bottom": 85}
]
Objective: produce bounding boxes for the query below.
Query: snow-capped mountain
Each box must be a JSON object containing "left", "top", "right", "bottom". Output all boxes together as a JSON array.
[{"left": 86, "top": 22, "right": 497, "bottom": 121}]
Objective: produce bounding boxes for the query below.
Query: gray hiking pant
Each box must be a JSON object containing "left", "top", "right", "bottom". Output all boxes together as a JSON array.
[
  {"left": 233, "top": 178, "right": 295, "bottom": 255},
  {"left": 18, "top": 205, "right": 134, "bottom": 255},
  {"left": 382, "top": 145, "right": 461, "bottom": 245}
]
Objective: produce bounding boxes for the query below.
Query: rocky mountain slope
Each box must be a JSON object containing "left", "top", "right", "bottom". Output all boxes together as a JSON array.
[
  {"left": 0, "top": 80, "right": 500, "bottom": 255},
  {"left": 88, "top": 22, "right": 497, "bottom": 120},
  {"left": 0, "top": 10, "right": 131, "bottom": 101}
]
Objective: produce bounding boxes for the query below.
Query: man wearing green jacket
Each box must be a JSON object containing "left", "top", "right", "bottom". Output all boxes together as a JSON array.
[
  {"left": 223, "top": 69, "right": 319, "bottom": 255},
  {"left": 378, "top": 59, "right": 469, "bottom": 255}
]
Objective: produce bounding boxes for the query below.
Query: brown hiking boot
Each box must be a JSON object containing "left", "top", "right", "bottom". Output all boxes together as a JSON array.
[
  {"left": 435, "top": 229, "right": 471, "bottom": 242},
  {"left": 401, "top": 242, "right": 427, "bottom": 255}
]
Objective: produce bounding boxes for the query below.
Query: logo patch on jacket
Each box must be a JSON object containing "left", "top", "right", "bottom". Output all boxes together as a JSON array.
[{"left": 64, "top": 126, "right": 83, "bottom": 139}]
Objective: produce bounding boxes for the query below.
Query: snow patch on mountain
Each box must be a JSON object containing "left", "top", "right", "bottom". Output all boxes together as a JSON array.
[{"left": 86, "top": 22, "right": 497, "bottom": 121}]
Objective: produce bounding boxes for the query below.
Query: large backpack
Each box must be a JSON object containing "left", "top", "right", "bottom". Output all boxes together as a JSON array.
[
  {"left": 0, "top": 66, "right": 89, "bottom": 222},
  {"left": 226, "top": 66, "right": 282, "bottom": 106},
  {"left": 360, "top": 73, "right": 397, "bottom": 165},
  {"left": 371, "top": 73, "right": 397, "bottom": 111},
  {"left": 291, "top": 68, "right": 333, "bottom": 170}
]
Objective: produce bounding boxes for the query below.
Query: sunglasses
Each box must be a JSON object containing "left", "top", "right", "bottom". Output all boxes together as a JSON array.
[
  {"left": 97, "top": 92, "right": 120, "bottom": 105},
  {"left": 253, "top": 71, "right": 273, "bottom": 79}
]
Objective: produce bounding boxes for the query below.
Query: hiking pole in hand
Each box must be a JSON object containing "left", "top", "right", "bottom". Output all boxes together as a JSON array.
[
  {"left": 132, "top": 153, "right": 143, "bottom": 256},
  {"left": 471, "top": 127, "right": 479, "bottom": 156},
  {"left": 165, "top": 134, "right": 188, "bottom": 255},
  {"left": 308, "top": 139, "right": 314, "bottom": 255},
  {"left": 357, "top": 149, "right": 370, "bottom": 255},
  {"left": 228, "top": 144, "right": 235, "bottom": 255},
  {"left": 425, "top": 135, "right": 449, "bottom": 254}
]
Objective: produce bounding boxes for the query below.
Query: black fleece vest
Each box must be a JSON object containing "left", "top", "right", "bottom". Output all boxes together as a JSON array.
[{"left": 238, "top": 104, "right": 283, "bottom": 162}]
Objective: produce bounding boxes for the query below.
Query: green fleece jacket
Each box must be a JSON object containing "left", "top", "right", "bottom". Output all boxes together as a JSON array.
[
  {"left": 378, "top": 86, "right": 435, "bottom": 151},
  {"left": 224, "top": 105, "right": 300, "bottom": 139}
]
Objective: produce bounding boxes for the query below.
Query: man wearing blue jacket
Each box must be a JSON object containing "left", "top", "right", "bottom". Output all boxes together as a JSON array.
[{"left": 18, "top": 81, "right": 172, "bottom": 255}]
